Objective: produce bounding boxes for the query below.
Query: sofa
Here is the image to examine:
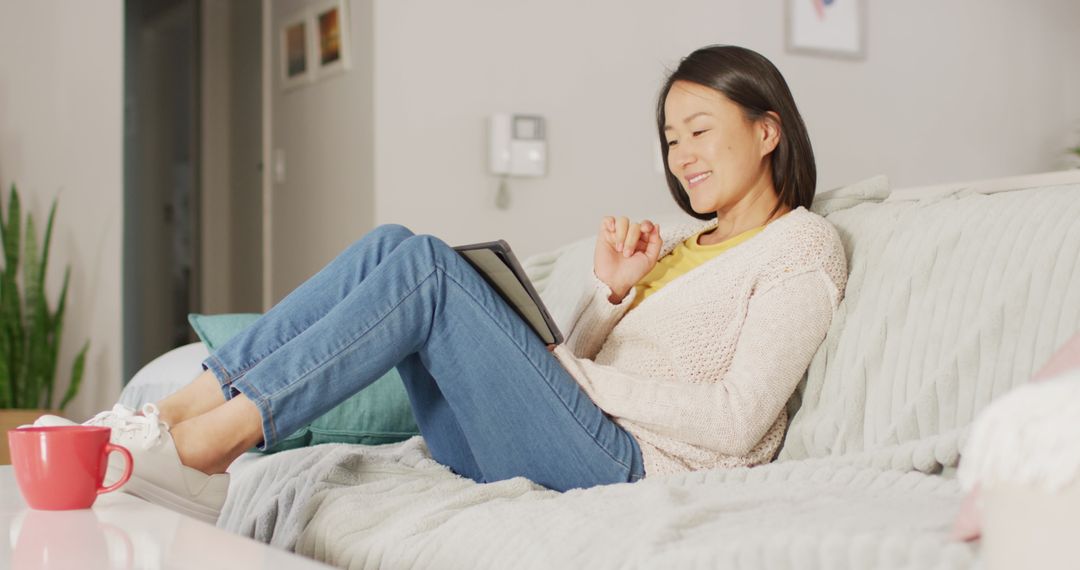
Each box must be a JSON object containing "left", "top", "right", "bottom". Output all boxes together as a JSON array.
[{"left": 121, "top": 169, "right": 1080, "bottom": 569}]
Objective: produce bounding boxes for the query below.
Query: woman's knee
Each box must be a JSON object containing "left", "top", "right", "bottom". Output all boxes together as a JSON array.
[
  {"left": 370, "top": 223, "right": 415, "bottom": 244},
  {"left": 345, "top": 224, "right": 415, "bottom": 257},
  {"left": 405, "top": 235, "right": 466, "bottom": 272}
]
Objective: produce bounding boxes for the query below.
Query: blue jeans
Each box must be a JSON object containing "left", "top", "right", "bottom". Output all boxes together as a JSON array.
[{"left": 202, "top": 224, "right": 645, "bottom": 491}]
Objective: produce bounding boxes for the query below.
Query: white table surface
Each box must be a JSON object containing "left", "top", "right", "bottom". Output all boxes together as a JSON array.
[{"left": 0, "top": 466, "right": 331, "bottom": 569}]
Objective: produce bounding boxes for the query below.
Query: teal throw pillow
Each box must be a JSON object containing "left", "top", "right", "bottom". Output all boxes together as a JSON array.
[{"left": 187, "top": 313, "right": 420, "bottom": 453}]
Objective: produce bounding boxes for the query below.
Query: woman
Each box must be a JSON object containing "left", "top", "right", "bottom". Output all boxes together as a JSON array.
[{"left": 45, "top": 45, "right": 846, "bottom": 523}]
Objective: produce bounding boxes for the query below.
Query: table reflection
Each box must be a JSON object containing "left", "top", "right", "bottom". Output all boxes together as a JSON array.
[{"left": 11, "top": 509, "right": 134, "bottom": 569}]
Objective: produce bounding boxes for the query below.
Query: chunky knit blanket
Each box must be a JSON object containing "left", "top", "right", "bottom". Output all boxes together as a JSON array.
[{"left": 220, "top": 437, "right": 975, "bottom": 569}]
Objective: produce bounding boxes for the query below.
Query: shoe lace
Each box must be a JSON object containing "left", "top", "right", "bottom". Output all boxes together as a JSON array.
[
  {"left": 112, "top": 403, "right": 167, "bottom": 450},
  {"left": 85, "top": 403, "right": 137, "bottom": 427}
]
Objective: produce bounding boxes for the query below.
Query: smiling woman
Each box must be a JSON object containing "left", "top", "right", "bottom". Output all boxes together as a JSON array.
[
  {"left": 29, "top": 45, "right": 847, "bottom": 522},
  {"left": 656, "top": 45, "right": 816, "bottom": 243}
]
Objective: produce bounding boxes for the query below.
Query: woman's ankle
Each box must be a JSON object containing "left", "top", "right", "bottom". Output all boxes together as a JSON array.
[
  {"left": 156, "top": 403, "right": 185, "bottom": 429},
  {"left": 154, "top": 372, "right": 228, "bottom": 428},
  {"left": 168, "top": 396, "right": 264, "bottom": 475},
  {"left": 170, "top": 421, "right": 225, "bottom": 474}
]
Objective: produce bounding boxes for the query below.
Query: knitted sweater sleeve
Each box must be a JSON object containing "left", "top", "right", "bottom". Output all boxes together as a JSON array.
[
  {"left": 553, "top": 270, "right": 835, "bottom": 456},
  {"left": 561, "top": 271, "right": 639, "bottom": 360}
]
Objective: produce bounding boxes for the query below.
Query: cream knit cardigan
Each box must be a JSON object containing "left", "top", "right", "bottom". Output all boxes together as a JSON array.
[{"left": 552, "top": 206, "right": 848, "bottom": 477}]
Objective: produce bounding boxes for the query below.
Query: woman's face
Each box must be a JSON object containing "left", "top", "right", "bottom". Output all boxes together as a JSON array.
[{"left": 663, "top": 80, "right": 779, "bottom": 216}]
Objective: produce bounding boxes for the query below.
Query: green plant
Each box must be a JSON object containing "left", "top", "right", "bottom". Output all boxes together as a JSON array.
[{"left": 0, "top": 184, "right": 88, "bottom": 410}]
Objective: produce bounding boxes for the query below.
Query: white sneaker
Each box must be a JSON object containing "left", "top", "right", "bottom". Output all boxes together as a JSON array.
[
  {"left": 23, "top": 404, "right": 229, "bottom": 524},
  {"left": 24, "top": 403, "right": 138, "bottom": 429},
  {"left": 104, "top": 404, "right": 230, "bottom": 525}
]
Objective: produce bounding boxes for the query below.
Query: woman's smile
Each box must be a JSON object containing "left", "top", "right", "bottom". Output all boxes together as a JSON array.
[{"left": 687, "top": 170, "right": 712, "bottom": 189}]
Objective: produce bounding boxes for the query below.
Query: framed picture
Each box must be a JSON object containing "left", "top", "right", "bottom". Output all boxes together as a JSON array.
[
  {"left": 314, "top": 0, "right": 350, "bottom": 78},
  {"left": 785, "top": 0, "right": 866, "bottom": 60},
  {"left": 280, "top": 12, "right": 312, "bottom": 90}
]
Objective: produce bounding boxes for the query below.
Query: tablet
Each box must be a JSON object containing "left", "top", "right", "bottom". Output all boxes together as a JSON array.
[{"left": 453, "top": 240, "right": 564, "bottom": 345}]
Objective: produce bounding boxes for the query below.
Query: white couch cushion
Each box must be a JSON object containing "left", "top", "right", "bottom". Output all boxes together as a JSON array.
[
  {"left": 119, "top": 342, "right": 209, "bottom": 408},
  {"left": 780, "top": 179, "right": 1080, "bottom": 473},
  {"left": 811, "top": 174, "right": 890, "bottom": 217}
]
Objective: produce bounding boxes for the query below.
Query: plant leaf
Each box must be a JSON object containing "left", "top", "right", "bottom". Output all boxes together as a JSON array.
[
  {"left": 37, "top": 198, "right": 56, "bottom": 291},
  {"left": 2, "top": 188, "right": 24, "bottom": 407},
  {"left": 4, "top": 188, "right": 20, "bottom": 280},
  {"left": 47, "top": 267, "right": 71, "bottom": 409},
  {"left": 0, "top": 184, "right": 8, "bottom": 252},
  {"left": 0, "top": 325, "right": 9, "bottom": 408},
  {"left": 21, "top": 213, "right": 41, "bottom": 408},
  {"left": 58, "top": 340, "right": 88, "bottom": 412}
]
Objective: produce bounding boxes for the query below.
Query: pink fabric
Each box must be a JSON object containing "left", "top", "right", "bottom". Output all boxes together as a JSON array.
[
  {"left": 950, "top": 332, "right": 1080, "bottom": 542},
  {"left": 1031, "top": 334, "right": 1080, "bottom": 382}
]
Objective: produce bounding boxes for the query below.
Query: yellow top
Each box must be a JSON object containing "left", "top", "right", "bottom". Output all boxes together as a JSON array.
[{"left": 629, "top": 225, "right": 765, "bottom": 311}]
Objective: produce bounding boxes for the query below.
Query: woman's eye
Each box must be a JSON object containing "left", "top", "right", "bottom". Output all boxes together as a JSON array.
[
  {"left": 692, "top": 130, "right": 709, "bottom": 137},
  {"left": 666, "top": 140, "right": 678, "bottom": 147}
]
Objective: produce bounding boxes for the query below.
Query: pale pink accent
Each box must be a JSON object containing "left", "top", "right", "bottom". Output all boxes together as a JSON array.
[
  {"left": 950, "top": 482, "right": 983, "bottom": 541},
  {"left": 951, "top": 331, "right": 1080, "bottom": 542},
  {"left": 1032, "top": 333, "right": 1080, "bottom": 382}
]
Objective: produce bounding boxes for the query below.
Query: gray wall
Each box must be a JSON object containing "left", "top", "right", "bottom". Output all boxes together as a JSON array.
[
  {"left": 267, "top": 0, "right": 376, "bottom": 303},
  {"left": 372, "top": 0, "right": 1080, "bottom": 259}
]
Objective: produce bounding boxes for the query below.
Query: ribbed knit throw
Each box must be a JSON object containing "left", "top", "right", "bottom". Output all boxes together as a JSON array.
[{"left": 553, "top": 207, "right": 848, "bottom": 476}]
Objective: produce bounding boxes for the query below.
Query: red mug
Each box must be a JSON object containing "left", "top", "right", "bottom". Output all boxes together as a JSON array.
[{"left": 8, "top": 426, "right": 134, "bottom": 510}]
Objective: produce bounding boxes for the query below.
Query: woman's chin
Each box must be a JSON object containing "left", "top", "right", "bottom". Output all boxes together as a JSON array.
[{"left": 689, "top": 198, "right": 714, "bottom": 215}]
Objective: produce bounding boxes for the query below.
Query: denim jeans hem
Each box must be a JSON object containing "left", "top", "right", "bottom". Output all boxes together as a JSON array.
[
  {"left": 203, "top": 355, "right": 238, "bottom": 398},
  {"left": 226, "top": 375, "right": 278, "bottom": 450},
  {"left": 203, "top": 354, "right": 278, "bottom": 450}
]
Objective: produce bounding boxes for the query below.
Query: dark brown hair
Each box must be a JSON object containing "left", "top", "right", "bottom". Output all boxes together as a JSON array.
[{"left": 656, "top": 45, "right": 816, "bottom": 220}]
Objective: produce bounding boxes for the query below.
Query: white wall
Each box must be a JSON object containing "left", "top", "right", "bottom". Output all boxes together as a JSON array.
[
  {"left": 202, "top": 0, "right": 264, "bottom": 313},
  {"left": 0, "top": 1, "right": 123, "bottom": 419},
  {"left": 202, "top": 0, "right": 234, "bottom": 315},
  {"left": 373, "top": 0, "right": 1080, "bottom": 258},
  {"left": 1069, "top": 43, "right": 1080, "bottom": 169},
  {"left": 267, "top": 0, "right": 376, "bottom": 301}
]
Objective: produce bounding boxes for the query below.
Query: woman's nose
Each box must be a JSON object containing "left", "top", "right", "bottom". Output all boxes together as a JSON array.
[{"left": 671, "top": 146, "right": 696, "bottom": 172}]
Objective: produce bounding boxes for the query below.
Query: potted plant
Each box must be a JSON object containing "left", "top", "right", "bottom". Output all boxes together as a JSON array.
[{"left": 0, "top": 184, "right": 89, "bottom": 464}]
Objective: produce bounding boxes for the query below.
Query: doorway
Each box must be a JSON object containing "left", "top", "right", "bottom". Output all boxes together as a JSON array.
[
  {"left": 123, "top": 0, "right": 264, "bottom": 382},
  {"left": 123, "top": 0, "right": 201, "bottom": 381}
]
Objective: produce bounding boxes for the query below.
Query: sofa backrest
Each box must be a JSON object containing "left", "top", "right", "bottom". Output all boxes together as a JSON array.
[
  {"left": 521, "top": 171, "right": 1080, "bottom": 476},
  {"left": 779, "top": 170, "right": 1080, "bottom": 474}
]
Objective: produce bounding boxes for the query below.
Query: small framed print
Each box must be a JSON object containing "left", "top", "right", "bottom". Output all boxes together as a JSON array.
[
  {"left": 280, "top": 12, "right": 312, "bottom": 90},
  {"left": 314, "top": 0, "right": 350, "bottom": 78},
  {"left": 785, "top": 0, "right": 867, "bottom": 60}
]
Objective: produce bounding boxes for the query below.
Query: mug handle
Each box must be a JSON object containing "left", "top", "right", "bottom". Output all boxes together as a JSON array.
[
  {"left": 100, "top": 522, "right": 136, "bottom": 570},
  {"left": 97, "top": 443, "right": 134, "bottom": 495}
]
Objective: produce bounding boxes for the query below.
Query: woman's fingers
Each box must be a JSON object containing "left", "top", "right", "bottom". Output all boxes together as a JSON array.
[
  {"left": 623, "top": 224, "right": 642, "bottom": 257},
  {"left": 600, "top": 216, "right": 614, "bottom": 233},
  {"left": 600, "top": 216, "right": 659, "bottom": 257},
  {"left": 645, "top": 222, "right": 662, "bottom": 261},
  {"left": 613, "top": 217, "right": 629, "bottom": 252}
]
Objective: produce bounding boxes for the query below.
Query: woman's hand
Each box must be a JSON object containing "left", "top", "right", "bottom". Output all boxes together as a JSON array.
[{"left": 594, "top": 216, "right": 662, "bottom": 304}]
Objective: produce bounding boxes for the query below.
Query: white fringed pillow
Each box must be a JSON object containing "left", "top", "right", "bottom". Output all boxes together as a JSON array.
[{"left": 119, "top": 342, "right": 208, "bottom": 408}]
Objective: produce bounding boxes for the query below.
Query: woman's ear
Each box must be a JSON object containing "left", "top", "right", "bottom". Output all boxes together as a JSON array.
[{"left": 759, "top": 111, "right": 782, "bottom": 157}]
